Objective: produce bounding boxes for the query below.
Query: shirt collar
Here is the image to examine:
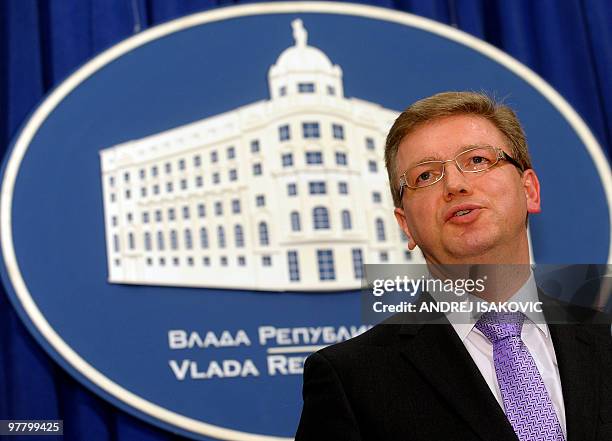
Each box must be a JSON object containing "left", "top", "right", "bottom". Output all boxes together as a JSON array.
[{"left": 449, "top": 272, "right": 549, "bottom": 342}]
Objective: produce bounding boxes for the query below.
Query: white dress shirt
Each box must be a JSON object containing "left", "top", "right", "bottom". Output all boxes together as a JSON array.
[{"left": 448, "top": 274, "right": 567, "bottom": 438}]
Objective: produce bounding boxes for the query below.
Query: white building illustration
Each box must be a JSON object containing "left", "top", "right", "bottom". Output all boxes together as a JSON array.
[{"left": 99, "top": 19, "right": 424, "bottom": 291}]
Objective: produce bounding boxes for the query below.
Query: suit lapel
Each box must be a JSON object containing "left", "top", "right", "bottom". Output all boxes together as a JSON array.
[
  {"left": 548, "top": 324, "right": 599, "bottom": 441},
  {"left": 399, "top": 323, "right": 518, "bottom": 441}
]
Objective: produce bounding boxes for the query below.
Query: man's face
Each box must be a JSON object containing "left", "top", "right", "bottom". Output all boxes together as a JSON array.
[{"left": 394, "top": 114, "right": 541, "bottom": 264}]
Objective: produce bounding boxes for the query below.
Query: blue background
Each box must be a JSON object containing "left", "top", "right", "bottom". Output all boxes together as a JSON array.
[{"left": 1, "top": 2, "right": 611, "bottom": 441}]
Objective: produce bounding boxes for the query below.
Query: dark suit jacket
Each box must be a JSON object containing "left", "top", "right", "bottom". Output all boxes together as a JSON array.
[{"left": 295, "top": 300, "right": 612, "bottom": 441}]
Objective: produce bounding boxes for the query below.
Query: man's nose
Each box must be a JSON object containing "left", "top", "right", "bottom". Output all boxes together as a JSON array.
[{"left": 443, "top": 162, "right": 472, "bottom": 198}]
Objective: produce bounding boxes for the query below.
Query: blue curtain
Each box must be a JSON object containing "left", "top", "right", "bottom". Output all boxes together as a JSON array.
[{"left": 1, "top": 1, "right": 610, "bottom": 440}]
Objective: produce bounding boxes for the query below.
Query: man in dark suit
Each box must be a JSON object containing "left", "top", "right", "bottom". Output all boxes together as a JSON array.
[{"left": 295, "top": 92, "right": 612, "bottom": 441}]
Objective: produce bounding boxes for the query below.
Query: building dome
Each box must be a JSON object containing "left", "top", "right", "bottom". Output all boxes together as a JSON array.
[{"left": 268, "top": 19, "right": 343, "bottom": 100}]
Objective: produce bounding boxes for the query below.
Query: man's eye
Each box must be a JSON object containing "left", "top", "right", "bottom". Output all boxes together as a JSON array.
[
  {"left": 471, "top": 156, "right": 488, "bottom": 164},
  {"left": 417, "top": 172, "right": 432, "bottom": 182}
]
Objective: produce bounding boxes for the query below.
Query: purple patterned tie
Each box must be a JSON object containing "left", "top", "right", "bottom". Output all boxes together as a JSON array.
[{"left": 475, "top": 312, "right": 565, "bottom": 441}]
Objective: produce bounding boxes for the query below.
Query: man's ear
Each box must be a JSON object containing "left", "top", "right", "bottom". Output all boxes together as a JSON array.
[
  {"left": 394, "top": 207, "right": 417, "bottom": 250},
  {"left": 522, "top": 169, "right": 541, "bottom": 214}
]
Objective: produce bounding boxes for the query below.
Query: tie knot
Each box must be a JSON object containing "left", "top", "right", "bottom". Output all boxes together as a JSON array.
[{"left": 475, "top": 311, "right": 524, "bottom": 343}]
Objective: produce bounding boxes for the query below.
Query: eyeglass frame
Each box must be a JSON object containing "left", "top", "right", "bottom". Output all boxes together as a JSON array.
[{"left": 398, "top": 145, "right": 525, "bottom": 200}]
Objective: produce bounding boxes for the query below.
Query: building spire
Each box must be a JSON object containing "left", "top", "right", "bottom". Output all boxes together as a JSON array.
[{"left": 292, "top": 19, "right": 307, "bottom": 47}]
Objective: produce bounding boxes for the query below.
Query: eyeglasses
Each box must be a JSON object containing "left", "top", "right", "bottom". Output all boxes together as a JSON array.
[{"left": 398, "top": 146, "right": 524, "bottom": 199}]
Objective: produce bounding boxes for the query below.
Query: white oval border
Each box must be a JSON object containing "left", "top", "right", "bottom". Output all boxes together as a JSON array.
[{"left": 1, "top": 3, "right": 611, "bottom": 440}]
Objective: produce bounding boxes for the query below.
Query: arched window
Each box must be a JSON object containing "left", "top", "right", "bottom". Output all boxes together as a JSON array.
[
  {"left": 375, "top": 218, "right": 386, "bottom": 242},
  {"left": 234, "top": 225, "right": 244, "bottom": 248},
  {"left": 199, "top": 227, "right": 209, "bottom": 249},
  {"left": 218, "top": 226, "right": 226, "bottom": 248},
  {"left": 313, "top": 206, "right": 330, "bottom": 229},
  {"left": 144, "top": 232, "right": 152, "bottom": 251},
  {"left": 184, "top": 229, "right": 193, "bottom": 250},
  {"left": 170, "top": 229, "right": 178, "bottom": 250},
  {"left": 259, "top": 222, "right": 269, "bottom": 246},
  {"left": 290, "top": 211, "right": 301, "bottom": 232},
  {"left": 341, "top": 210, "right": 352, "bottom": 230}
]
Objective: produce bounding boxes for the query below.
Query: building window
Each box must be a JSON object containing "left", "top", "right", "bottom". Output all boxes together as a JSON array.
[
  {"left": 404, "top": 250, "right": 412, "bottom": 261},
  {"left": 166, "top": 182, "right": 173, "bottom": 193},
  {"left": 282, "top": 153, "right": 293, "bottom": 167},
  {"left": 305, "top": 151, "right": 323, "bottom": 164},
  {"left": 144, "top": 232, "right": 152, "bottom": 251},
  {"left": 180, "top": 179, "right": 187, "bottom": 190},
  {"left": 298, "top": 82, "right": 315, "bottom": 93},
  {"left": 210, "top": 151, "right": 218, "bottom": 163},
  {"left": 253, "top": 163, "right": 262, "bottom": 176},
  {"left": 146, "top": 258, "right": 152, "bottom": 266},
  {"left": 227, "top": 146, "right": 235, "bottom": 159},
  {"left": 157, "top": 231, "right": 165, "bottom": 251},
  {"left": 168, "top": 208, "right": 175, "bottom": 221},
  {"left": 251, "top": 140, "right": 260, "bottom": 153},
  {"left": 159, "top": 257, "right": 165, "bottom": 266},
  {"left": 379, "top": 251, "right": 389, "bottom": 262},
  {"left": 335, "top": 152, "right": 347, "bottom": 165},
  {"left": 368, "top": 160, "right": 378, "bottom": 172},
  {"left": 290, "top": 211, "right": 301, "bottom": 232},
  {"left": 142, "top": 212, "right": 149, "bottom": 223},
  {"left": 124, "top": 172, "right": 130, "bottom": 182},
  {"left": 313, "top": 206, "right": 330, "bottom": 229},
  {"left": 170, "top": 230, "right": 178, "bottom": 250},
  {"left": 200, "top": 227, "right": 209, "bottom": 249},
  {"left": 127, "top": 213, "right": 133, "bottom": 223},
  {"left": 234, "top": 225, "right": 244, "bottom": 247},
  {"left": 372, "top": 191, "right": 382, "bottom": 203},
  {"left": 352, "top": 249, "right": 364, "bottom": 279},
  {"left": 178, "top": 159, "right": 186, "bottom": 170},
  {"left": 232, "top": 199, "right": 241, "bottom": 214},
  {"left": 182, "top": 206, "right": 190, "bottom": 219},
  {"left": 140, "top": 187, "right": 147, "bottom": 197},
  {"left": 260, "top": 255, "right": 272, "bottom": 266},
  {"left": 187, "top": 257, "right": 194, "bottom": 266},
  {"left": 109, "top": 176, "right": 115, "bottom": 187},
  {"left": 238, "top": 256, "right": 246, "bottom": 266},
  {"left": 115, "top": 258, "right": 121, "bottom": 266},
  {"left": 165, "top": 162, "right": 171, "bottom": 174},
  {"left": 365, "top": 137, "right": 375, "bottom": 150},
  {"left": 111, "top": 216, "right": 118, "bottom": 226},
  {"left": 287, "top": 251, "right": 300, "bottom": 281},
  {"left": 194, "top": 155, "right": 201, "bottom": 167},
  {"left": 309, "top": 181, "right": 326, "bottom": 195},
  {"left": 113, "top": 234, "right": 120, "bottom": 252},
  {"left": 256, "top": 195, "right": 265, "bottom": 207},
  {"left": 195, "top": 176, "right": 203, "bottom": 187},
  {"left": 327, "top": 85, "right": 336, "bottom": 96},
  {"left": 258, "top": 222, "right": 269, "bottom": 246},
  {"left": 338, "top": 182, "right": 348, "bottom": 194},
  {"left": 317, "top": 249, "right": 335, "bottom": 281},
  {"left": 125, "top": 189, "right": 131, "bottom": 199},
  {"left": 151, "top": 165, "right": 158, "bottom": 176},
  {"left": 203, "top": 256, "right": 210, "bottom": 266},
  {"left": 302, "top": 122, "right": 320, "bottom": 139},
  {"left": 229, "top": 169, "right": 237, "bottom": 181},
  {"left": 279, "top": 86, "right": 287, "bottom": 96},
  {"left": 376, "top": 218, "right": 386, "bottom": 241},
  {"left": 155, "top": 210, "right": 162, "bottom": 222},
  {"left": 153, "top": 184, "right": 159, "bottom": 195},
  {"left": 279, "top": 124, "right": 290, "bottom": 141},
  {"left": 173, "top": 257, "right": 179, "bottom": 266},
  {"left": 341, "top": 210, "right": 352, "bottom": 230},
  {"left": 217, "top": 226, "right": 226, "bottom": 248},
  {"left": 212, "top": 172, "right": 220, "bottom": 184},
  {"left": 287, "top": 183, "right": 297, "bottom": 196},
  {"left": 184, "top": 229, "right": 193, "bottom": 250},
  {"left": 215, "top": 201, "right": 223, "bottom": 216},
  {"left": 332, "top": 124, "right": 344, "bottom": 140},
  {"left": 198, "top": 203, "right": 206, "bottom": 218}
]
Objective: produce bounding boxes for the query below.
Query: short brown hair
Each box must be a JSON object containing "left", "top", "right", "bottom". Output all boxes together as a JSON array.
[{"left": 384, "top": 91, "right": 532, "bottom": 207}]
